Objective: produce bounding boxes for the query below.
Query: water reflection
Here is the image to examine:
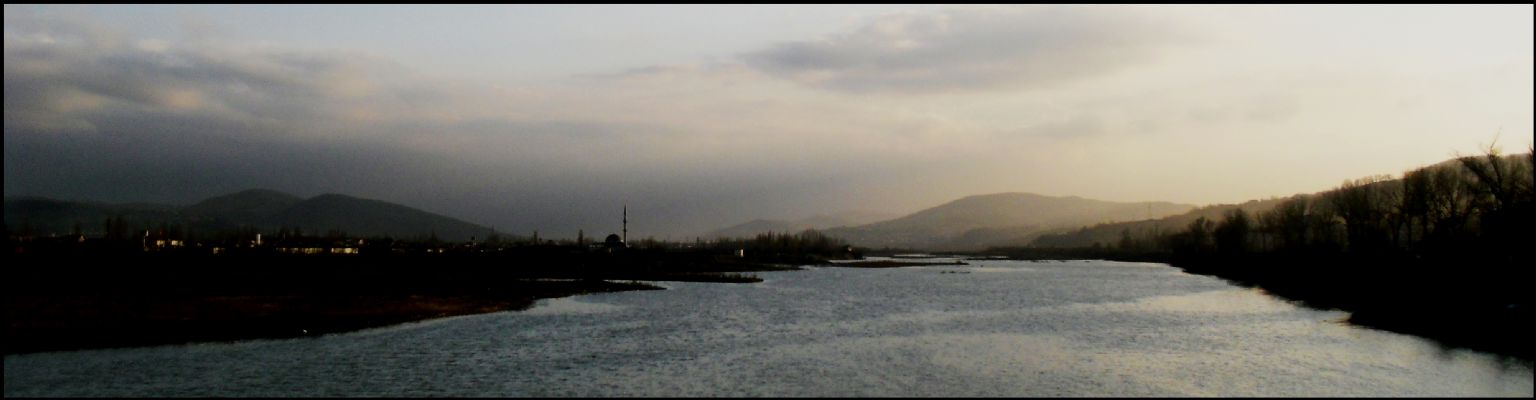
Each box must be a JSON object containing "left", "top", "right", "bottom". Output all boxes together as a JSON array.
[{"left": 5, "top": 260, "right": 1531, "bottom": 397}]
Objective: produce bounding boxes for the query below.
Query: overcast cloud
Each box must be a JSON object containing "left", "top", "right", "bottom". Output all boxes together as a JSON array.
[
  {"left": 5, "top": 5, "right": 1533, "bottom": 238},
  {"left": 741, "top": 6, "right": 1191, "bottom": 93},
  {"left": 3, "top": 10, "right": 930, "bottom": 237}
]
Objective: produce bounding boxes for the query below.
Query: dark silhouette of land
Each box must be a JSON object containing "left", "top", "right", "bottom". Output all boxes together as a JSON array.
[
  {"left": 8, "top": 149, "right": 1530, "bottom": 362},
  {"left": 7, "top": 265, "right": 662, "bottom": 355},
  {"left": 5, "top": 189, "right": 493, "bottom": 243},
  {"left": 5, "top": 230, "right": 855, "bottom": 355},
  {"left": 990, "top": 148, "right": 1534, "bottom": 360}
]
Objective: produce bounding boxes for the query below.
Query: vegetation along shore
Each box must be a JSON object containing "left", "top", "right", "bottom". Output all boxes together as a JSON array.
[
  {"left": 6, "top": 231, "right": 853, "bottom": 355},
  {"left": 995, "top": 148, "right": 1533, "bottom": 360}
]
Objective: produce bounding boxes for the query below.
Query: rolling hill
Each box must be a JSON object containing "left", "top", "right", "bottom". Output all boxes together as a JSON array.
[{"left": 811, "top": 192, "right": 1195, "bottom": 251}]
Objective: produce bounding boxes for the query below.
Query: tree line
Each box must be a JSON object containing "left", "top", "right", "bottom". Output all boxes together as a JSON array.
[
  {"left": 1083, "top": 146, "right": 1532, "bottom": 359},
  {"left": 1162, "top": 147, "right": 1532, "bottom": 264}
]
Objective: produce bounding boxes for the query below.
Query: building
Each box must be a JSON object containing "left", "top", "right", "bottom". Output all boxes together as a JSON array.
[
  {"left": 602, "top": 204, "right": 629, "bottom": 251},
  {"left": 604, "top": 233, "right": 626, "bottom": 249}
]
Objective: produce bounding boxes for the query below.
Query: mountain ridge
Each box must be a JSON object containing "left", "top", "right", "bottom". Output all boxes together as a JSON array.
[{"left": 709, "top": 192, "right": 1195, "bottom": 251}]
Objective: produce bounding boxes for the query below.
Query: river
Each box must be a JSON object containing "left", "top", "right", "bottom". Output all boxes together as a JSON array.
[{"left": 5, "top": 258, "right": 1531, "bottom": 396}]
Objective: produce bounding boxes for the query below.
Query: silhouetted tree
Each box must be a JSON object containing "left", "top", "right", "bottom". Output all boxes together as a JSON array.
[
  {"left": 1258, "top": 195, "right": 1311, "bottom": 253},
  {"left": 1214, "top": 208, "right": 1251, "bottom": 255},
  {"left": 1118, "top": 229, "right": 1136, "bottom": 250},
  {"left": 1327, "top": 175, "right": 1396, "bottom": 254}
]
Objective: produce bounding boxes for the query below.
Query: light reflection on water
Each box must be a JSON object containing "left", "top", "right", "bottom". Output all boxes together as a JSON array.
[{"left": 5, "top": 259, "right": 1532, "bottom": 397}]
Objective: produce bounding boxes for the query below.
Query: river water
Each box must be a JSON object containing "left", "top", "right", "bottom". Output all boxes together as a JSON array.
[{"left": 5, "top": 258, "right": 1531, "bottom": 397}]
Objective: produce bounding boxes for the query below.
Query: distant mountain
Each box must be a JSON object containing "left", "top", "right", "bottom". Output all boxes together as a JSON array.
[
  {"left": 272, "top": 194, "right": 489, "bottom": 240},
  {"left": 820, "top": 192, "right": 1195, "bottom": 251},
  {"left": 5, "top": 189, "right": 491, "bottom": 241},
  {"left": 706, "top": 210, "right": 901, "bottom": 239},
  {"left": 183, "top": 189, "right": 303, "bottom": 222}
]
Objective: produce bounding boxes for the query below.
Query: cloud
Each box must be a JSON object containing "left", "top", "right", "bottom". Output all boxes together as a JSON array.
[
  {"left": 740, "top": 6, "right": 1191, "bottom": 94},
  {"left": 2, "top": 13, "right": 935, "bottom": 237},
  {"left": 4, "top": 9, "right": 1169, "bottom": 236},
  {"left": 7, "top": 42, "right": 435, "bottom": 140},
  {"left": 2, "top": 14, "right": 565, "bottom": 223},
  {"left": 579, "top": 63, "right": 750, "bottom": 81},
  {"left": 10, "top": 6, "right": 1526, "bottom": 239}
]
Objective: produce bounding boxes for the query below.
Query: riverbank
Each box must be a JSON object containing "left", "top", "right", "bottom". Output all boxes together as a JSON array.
[
  {"left": 6, "top": 279, "right": 661, "bottom": 355},
  {"left": 973, "top": 247, "right": 1529, "bottom": 360},
  {"left": 1165, "top": 255, "right": 1529, "bottom": 360},
  {"left": 4, "top": 250, "right": 810, "bottom": 355}
]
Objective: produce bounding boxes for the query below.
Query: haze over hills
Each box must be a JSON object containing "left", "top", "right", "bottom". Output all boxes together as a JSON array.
[
  {"left": 10, "top": 189, "right": 1195, "bottom": 250},
  {"left": 1027, "top": 152, "right": 1536, "bottom": 250},
  {"left": 715, "top": 192, "right": 1195, "bottom": 251},
  {"left": 706, "top": 211, "right": 901, "bottom": 239},
  {"left": 5, "top": 189, "right": 492, "bottom": 241}
]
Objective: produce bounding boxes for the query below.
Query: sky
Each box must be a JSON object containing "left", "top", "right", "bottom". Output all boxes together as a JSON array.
[{"left": 5, "top": 4, "right": 1533, "bottom": 238}]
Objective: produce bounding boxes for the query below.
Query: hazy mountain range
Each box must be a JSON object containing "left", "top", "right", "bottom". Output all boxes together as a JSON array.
[
  {"left": 10, "top": 189, "right": 1200, "bottom": 250},
  {"left": 712, "top": 192, "right": 1195, "bottom": 251},
  {"left": 704, "top": 211, "right": 902, "bottom": 239},
  {"left": 5, "top": 189, "right": 491, "bottom": 241},
  {"left": 1022, "top": 154, "right": 1534, "bottom": 249}
]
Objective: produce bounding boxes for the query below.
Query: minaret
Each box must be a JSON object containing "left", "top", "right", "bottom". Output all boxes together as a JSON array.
[{"left": 622, "top": 204, "right": 628, "bottom": 243}]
